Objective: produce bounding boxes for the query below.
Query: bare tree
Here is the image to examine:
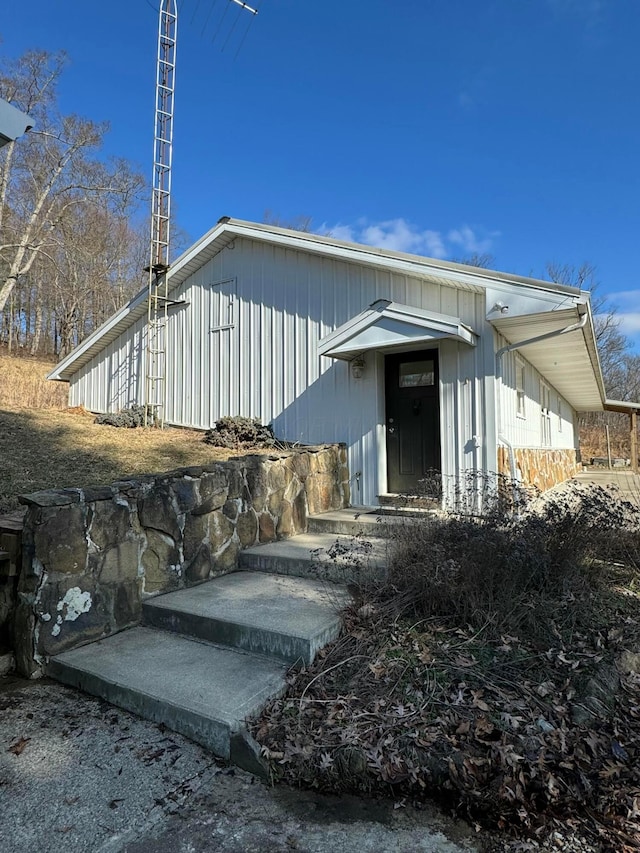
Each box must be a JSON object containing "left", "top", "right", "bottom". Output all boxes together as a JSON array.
[
  {"left": 544, "top": 261, "right": 629, "bottom": 396},
  {"left": 262, "top": 210, "right": 316, "bottom": 233},
  {"left": 0, "top": 50, "right": 145, "bottom": 321},
  {"left": 451, "top": 252, "right": 495, "bottom": 269}
]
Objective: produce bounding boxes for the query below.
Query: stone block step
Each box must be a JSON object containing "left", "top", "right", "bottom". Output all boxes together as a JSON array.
[
  {"left": 48, "top": 626, "right": 287, "bottom": 774},
  {"left": 238, "top": 532, "right": 389, "bottom": 584},
  {"left": 143, "top": 572, "right": 350, "bottom": 665}
]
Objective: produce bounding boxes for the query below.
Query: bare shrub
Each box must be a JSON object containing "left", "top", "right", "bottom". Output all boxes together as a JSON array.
[
  {"left": 94, "top": 405, "right": 152, "bottom": 428},
  {"left": 255, "top": 480, "right": 640, "bottom": 849},
  {"left": 203, "top": 416, "right": 277, "bottom": 449},
  {"left": 386, "top": 481, "right": 639, "bottom": 645},
  {"left": 391, "top": 468, "right": 537, "bottom": 518}
]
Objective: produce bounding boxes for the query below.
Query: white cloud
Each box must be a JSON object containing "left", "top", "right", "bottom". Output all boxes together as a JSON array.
[
  {"left": 604, "top": 290, "right": 640, "bottom": 347},
  {"left": 448, "top": 225, "right": 499, "bottom": 256},
  {"left": 319, "top": 217, "right": 499, "bottom": 262},
  {"left": 607, "top": 289, "right": 640, "bottom": 307},
  {"left": 618, "top": 312, "right": 640, "bottom": 336},
  {"left": 328, "top": 223, "right": 357, "bottom": 243}
]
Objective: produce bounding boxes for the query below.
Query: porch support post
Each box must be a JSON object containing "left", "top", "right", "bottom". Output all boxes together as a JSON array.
[{"left": 631, "top": 410, "right": 638, "bottom": 473}]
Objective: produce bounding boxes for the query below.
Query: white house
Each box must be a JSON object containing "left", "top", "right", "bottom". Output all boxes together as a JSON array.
[{"left": 48, "top": 217, "right": 611, "bottom": 506}]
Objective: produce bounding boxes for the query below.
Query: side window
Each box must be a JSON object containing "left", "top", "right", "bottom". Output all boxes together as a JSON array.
[
  {"left": 515, "top": 357, "right": 526, "bottom": 418},
  {"left": 541, "top": 381, "right": 551, "bottom": 446},
  {"left": 210, "top": 277, "right": 236, "bottom": 331}
]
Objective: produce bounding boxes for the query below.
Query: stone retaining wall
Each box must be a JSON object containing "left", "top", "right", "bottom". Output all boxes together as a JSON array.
[
  {"left": 13, "top": 444, "right": 349, "bottom": 676},
  {"left": 498, "top": 446, "right": 581, "bottom": 493}
]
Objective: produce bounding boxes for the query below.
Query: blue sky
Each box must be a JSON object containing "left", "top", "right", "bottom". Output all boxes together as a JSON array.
[{"left": 2, "top": 0, "right": 639, "bottom": 348}]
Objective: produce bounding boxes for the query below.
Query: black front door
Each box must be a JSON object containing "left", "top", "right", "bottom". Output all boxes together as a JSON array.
[{"left": 385, "top": 349, "right": 441, "bottom": 494}]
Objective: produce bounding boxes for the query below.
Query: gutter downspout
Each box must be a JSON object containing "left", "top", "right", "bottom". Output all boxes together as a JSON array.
[{"left": 494, "top": 311, "right": 589, "bottom": 511}]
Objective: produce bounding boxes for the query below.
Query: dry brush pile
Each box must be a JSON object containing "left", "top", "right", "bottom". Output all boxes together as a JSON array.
[{"left": 253, "top": 482, "right": 640, "bottom": 852}]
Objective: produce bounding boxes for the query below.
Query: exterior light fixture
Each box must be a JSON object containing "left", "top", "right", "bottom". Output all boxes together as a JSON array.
[
  {"left": 492, "top": 301, "right": 509, "bottom": 315},
  {"left": 351, "top": 355, "right": 365, "bottom": 379}
]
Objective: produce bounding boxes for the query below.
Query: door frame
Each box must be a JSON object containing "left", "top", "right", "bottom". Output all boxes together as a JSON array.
[{"left": 382, "top": 346, "right": 442, "bottom": 496}]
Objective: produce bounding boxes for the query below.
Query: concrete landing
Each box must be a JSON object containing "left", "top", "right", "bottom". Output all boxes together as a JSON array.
[
  {"left": 143, "top": 571, "right": 350, "bottom": 665},
  {"left": 238, "top": 531, "right": 389, "bottom": 584},
  {"left": 48, "top": 626, "right": 287, "bottom": 772},
  {"left": 574, "top": 470, "right": 640, "bottom": 506},
  {"left": 307, "top": 506, "right": 438, "bottom": 537},
  {"left": 307, "top": 507, "right": 391, "bottom": 537}
]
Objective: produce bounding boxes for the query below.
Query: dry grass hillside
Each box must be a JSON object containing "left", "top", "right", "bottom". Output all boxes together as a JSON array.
[
  {"left": 0, "top": 352, "right": 69, "bottom": 410},
  {"left": 0, "top": 353, "right": 232, "bottom": 514}
]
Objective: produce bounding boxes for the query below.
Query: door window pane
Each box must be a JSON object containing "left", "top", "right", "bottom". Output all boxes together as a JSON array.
[{"left": 399, "top": 360, "right": 435, "bottom": 387}]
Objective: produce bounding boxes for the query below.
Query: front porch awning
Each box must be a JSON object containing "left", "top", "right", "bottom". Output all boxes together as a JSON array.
[
  {"left": 318, "top": 299, "right": 477, "bottom": 360},
  {"left": 490, "top": 306, "right": 604, "bottom": 412}
]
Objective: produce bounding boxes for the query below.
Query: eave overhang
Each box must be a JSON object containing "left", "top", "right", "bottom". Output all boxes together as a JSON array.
[
  {"left": 318, "top": 299, "right": 477, "bottom": 361},
  {"left": 490, "top": 306, "right": 605, "bottom": 412}
]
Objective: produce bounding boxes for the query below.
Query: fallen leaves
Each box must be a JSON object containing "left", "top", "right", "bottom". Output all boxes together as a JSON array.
[
  {"left": 253, "top": 595, "right": 640, "bottom": 851},
  {"left": 8, "top": 736, "right": 29, "bottom": 756}
]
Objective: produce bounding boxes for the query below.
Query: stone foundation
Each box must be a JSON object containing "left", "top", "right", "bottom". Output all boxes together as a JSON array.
[
  {"left": 13, "top": 444, "right": 349, "bottom": 676},
  {"left": 498, "top": 446, "right": 581, "bottom": 493}
]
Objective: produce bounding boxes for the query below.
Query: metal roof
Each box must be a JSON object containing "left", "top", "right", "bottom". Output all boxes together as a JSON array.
[
  {"left": 318, "top": 299, "right": 477, "bottom": 360},
  {"left": 491, "top": 307, "right": 605, "bottom": 411},
  {"left": 48, "top": 217, "right": 593, "bottom": 383}
]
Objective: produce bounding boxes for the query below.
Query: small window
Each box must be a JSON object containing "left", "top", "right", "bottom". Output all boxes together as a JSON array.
[
  {"left": 399, "top": 360, "right": 435, "bottom": 387},
  {"left": 515, "top": 358, "right": 526, "bottom": 418},
  {"left": 541, "top": 382, "right": 551, "bottom": 446}
]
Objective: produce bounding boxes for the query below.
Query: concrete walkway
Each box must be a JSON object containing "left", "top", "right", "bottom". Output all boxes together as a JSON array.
[
  {"left": 0, "top": 679, "right": 480, "bottom": 853},
  {"left": 574, "top": 469, "right": 640, "bottom": 505}
]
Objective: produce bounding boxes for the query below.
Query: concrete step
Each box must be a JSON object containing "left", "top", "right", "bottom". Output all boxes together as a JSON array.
[
  {"left": 238, "top": 531, "right": 389, "bottom": 584},
  {"left": 307, "top": 507, "right": 392, "bottom": 537},
  {"left": 307, "top": 507, "right": 439, "bottom": 538},
  {"left": 48, "top": 626, "right": 287, "bottom": 774},
  {"left": 143, "top": 571, "right": 350, "bottom": 665},
  {"left": 378, "top": 493, "right": 440, "bottom": 510}
]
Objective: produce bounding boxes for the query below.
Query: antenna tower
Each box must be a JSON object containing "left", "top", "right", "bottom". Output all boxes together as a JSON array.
[
  {"left": 144, "top": 1, "right": 258, "bottom": 427},
  {"left": 145, "top": 0, "right": 177, "bottom": 427}
]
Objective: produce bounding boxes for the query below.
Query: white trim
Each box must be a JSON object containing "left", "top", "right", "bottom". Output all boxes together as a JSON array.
[
  {"left": 318, "top": 299, "right": 477, "bottom": 360},
  {"left": 515, "top": 356, "right": 526, "bottom": 419},
  {"left": 540, "top": 380, "right": 552, "bottom": 447}
]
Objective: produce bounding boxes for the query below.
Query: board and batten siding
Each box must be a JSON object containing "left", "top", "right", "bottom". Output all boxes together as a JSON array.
[
  {"left": 69, "top": 320, "right": 146, "bottom": 413},
  {"left": 69, "top": 237, "right": 488, "bottom": 505}
]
